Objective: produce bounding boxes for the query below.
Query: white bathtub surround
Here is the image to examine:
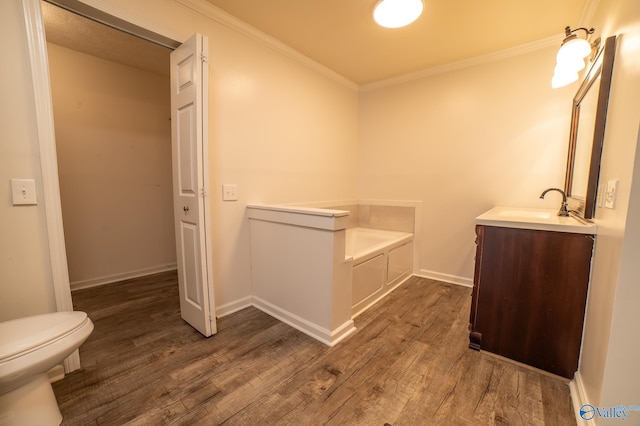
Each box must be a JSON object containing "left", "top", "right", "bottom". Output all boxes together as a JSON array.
[
  {"left": 287, "top": 199, "right": 422, "bottom": 275},
  {"left": 247, "top": 204, "right": 416, "bottom": 346},
  {"left": 247, "top": 205, "right": 355, "bottom": 346},
  {"left": 328, "top": 203, "right": 415, "bottom": 233},
  {"left": 347, "top": 228, "right": 413, "bottom": 317}
]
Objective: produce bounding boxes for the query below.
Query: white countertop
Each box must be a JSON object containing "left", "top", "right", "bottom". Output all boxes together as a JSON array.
[
  {"left": 247, "top": 204, "right": 349, "bottom": 231},
  {"left": 247, "top": 204, "right": 348, "bottom": 217},
  {"left": 476, "top": 206, "right": 597, "bottom": 235}
]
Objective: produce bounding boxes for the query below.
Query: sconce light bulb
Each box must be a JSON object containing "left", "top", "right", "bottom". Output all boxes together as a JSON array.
[
  {"left": 554, "top": 58, "right": 585, "bottom": 74},
  {"left": 551, "top": 71, "right": 579, "bottom": 88},
  {"left": 557, "top": 37, "right": 592, "bottom": 63}
]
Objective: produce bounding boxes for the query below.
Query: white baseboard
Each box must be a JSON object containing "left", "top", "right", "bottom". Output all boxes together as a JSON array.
[
  {"left": 215, "top": 296, "right": 253, "bottom": 318},
  {"left": 217, "top": 272, "right": 463, "bottom": 346},
  {"left": 252, "top": 296, "right": 356, "bottom": 346},
  {"left": 70, "top": 264, "right": 177, "bottom": 291},
  {"left": 570, "top": 372, "right": 593, "bottom": 426},
  {"left": 417, "top": 269, "right": 473, "bottom": 288}
]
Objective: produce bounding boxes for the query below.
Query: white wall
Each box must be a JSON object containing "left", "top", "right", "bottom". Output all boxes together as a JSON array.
[
  {"left": 0, "top": 0, "right": 57, "bottom": 321},
  {"left": 7, "top": 1, "right": 639, "bottom": 411},
  {"left": 207, "top": 20, "right": 359, "bottom": 310},
  {"left": 8, "top": 0, "right": 359, "bottom": 315},
  {"left": 575, "top": 0, "right": 640, "bottom": 415},
  {"left": 601, "top": 129, "right": 640, "bottom": 408},
  {"left": 358, "top": 0, "right": 640, "bottom": 411},
  {"left": 47, "top": 43, "right": 176, "bottom": 288},
  {"left": 358, "top": 45, "right": 574, "bottom": 284}
]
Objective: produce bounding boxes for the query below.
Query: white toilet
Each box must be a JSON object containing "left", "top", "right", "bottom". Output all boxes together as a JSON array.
[{"left": 0, "top": 311, "right": 94, "bottom": 426}]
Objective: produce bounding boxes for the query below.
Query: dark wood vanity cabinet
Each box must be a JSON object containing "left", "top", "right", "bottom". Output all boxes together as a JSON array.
[{"left": 468, "top": 225, "right": 595, "bottom": 378}]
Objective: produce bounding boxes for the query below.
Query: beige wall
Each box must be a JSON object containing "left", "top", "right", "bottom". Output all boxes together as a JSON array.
[
  {"left": 576, "top": 0, "right": 640, "bottom": 412},
  {"left": 201, "top": 17, "right": 360, "bottom": 309},
  {"left": 2, "top": 0, "right": 358, "bottom": 320},
  {"left": 357, "top": 0, "right": 640, "bottom": 409},
  {"left": 47, "top": 42, "right": 176, "bottom": 288},
  {"left": 358, "top": 45, "right": 573, "bottom": 283},
  {"left": 0, "top": 0, "right": 56, "bottom": 321},
  {"left": 6, "top": 0, "right": 639, "bottom": 409},
  {"left": 43, "top": 0, "right": 360, "bottom": 311}
]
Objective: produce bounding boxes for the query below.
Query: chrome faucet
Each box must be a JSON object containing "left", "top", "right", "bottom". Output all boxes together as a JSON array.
[{"left": 540, "top": 188, "right": 570, "bottom": 217}]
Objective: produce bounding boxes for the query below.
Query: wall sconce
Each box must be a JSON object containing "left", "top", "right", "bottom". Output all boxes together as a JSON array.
[
  {"left": 373, "top": 0, "right": 424, "bottom": 29},
  {"left": 552, "top": 26, "right": 599, "bottom": 88}
]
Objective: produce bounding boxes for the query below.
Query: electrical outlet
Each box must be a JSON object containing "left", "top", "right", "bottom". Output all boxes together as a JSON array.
[
  {"left": 222, "top": 184, "right": 238, "bottom": 201},
  {"left": 604, "top": 179, "right": 618, "bottom": 209},
  {"left": 11, "top": 178, "right": 37, "bottom": 205}
]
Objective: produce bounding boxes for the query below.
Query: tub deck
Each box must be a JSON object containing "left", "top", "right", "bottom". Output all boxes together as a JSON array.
[{"left": 346, "top": 227, "right": 413, "bottom": 263}]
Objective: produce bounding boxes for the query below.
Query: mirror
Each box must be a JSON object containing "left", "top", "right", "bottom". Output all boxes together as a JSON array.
[{"left": 564, "top": 35, "right": 617, "bottom": 219}]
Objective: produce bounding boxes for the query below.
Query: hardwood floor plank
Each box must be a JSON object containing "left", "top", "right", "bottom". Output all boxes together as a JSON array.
[
  {"left": 53, "top": 272, "right": 576, "bottom": 425},
  {"left": 257, "top": 302, "right": 434, "bottom": 422},
  {"left": 540, "top": 375, "right": 577, "bottom": 426}
]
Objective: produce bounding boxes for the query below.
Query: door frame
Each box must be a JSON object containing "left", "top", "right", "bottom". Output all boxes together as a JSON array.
[
  {"left": 22, "top": 0, "right": 77, "bottom": 372},
  {"left": 21, "top": 0, "right": 210, "bottom": 372}
]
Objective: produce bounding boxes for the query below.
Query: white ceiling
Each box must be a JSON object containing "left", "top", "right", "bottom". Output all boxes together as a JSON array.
[
  {"left": 204, "top": 0, "right": 588, "bottom": 84},
  {"left": 42, "top": 0, "right": 588, "bottom": 85}
]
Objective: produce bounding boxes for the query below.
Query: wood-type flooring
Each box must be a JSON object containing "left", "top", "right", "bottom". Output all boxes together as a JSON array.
[{"left": 52, "top": 272, "right": 577, "bottom": 425}]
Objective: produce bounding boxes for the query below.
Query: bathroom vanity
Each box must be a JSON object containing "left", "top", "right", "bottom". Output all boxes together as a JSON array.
[{"left": 468, "top": 207, "right": 597, "bottom": 378}]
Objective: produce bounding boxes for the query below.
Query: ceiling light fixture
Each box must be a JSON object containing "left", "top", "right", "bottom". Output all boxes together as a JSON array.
[
  {"left": 552, "top": 26, "right": 598, "bottom": 89},
  {"left": 373, "top": 0, "right": 424, "bottom": 29}
]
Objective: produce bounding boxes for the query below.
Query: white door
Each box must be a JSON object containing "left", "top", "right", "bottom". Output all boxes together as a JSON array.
[{"left": 170, "top": 34, "right": 216, "bottom": 337}]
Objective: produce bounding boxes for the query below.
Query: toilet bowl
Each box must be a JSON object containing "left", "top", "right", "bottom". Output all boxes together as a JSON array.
[{"left": 0, "top": 311, "right": 94, "bottom": 426}]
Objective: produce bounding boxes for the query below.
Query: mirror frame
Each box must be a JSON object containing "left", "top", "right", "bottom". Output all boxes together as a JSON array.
[{"left": 564, "top": 35, "right": 617, "bottom": 219}]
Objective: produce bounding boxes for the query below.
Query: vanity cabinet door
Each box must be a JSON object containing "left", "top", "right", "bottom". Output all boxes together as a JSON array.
[{"left": 469, "top": 225, "right": 594, "bottom": 379}]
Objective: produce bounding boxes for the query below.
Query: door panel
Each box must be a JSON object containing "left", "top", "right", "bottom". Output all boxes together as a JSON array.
[
  {"left": 177, "top": 104, "right": 197, "bottom": 194},
  {"left": 170, "top": 34, "right": 216, "bottom": 337},
  {"left": 180, "top": 222, "right": 201, "bottom": 306}
]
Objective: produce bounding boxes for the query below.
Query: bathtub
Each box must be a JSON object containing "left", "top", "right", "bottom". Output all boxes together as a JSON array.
[
  {"left": 247, "top": 204, "right": 415, "bottom": 346},
  {"left": 346, "top": 227, "right": 414, "bottom": 317}
]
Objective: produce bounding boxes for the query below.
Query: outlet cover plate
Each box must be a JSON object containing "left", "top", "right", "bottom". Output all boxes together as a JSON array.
[
  {"left": 222, "top": 184, "right": 238, "bottom": 201},
  {"left": 604, "top": 179, "right": 618, "bottom": 209}
]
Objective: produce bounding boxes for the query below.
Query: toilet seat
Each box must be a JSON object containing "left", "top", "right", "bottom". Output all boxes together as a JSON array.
[
  {"left": 0, "top": 312, "right": 89, "bottom": 363},
  {"left": 0, "top": 311, "right": 93, "bottom": 426}
]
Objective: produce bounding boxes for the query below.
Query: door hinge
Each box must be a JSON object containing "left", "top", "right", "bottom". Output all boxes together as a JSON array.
[
  {"left": 201, "top": 54, "right": 208, "bottom": 64},
  {"left": 200, "top": 187, "right": 207, "bottom": 198}
]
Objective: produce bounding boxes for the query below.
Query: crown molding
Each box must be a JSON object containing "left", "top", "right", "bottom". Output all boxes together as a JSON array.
[
  {"left": 360, "top": 35, "right": 559, "bottom": 92},
  {"left": 78, "top": 0, "right": 586, "bottom": 93},
  {"left": 174, "top": 0, "right": 358, "bottom": 90},
  {"left": 579, "top": 0, "right": 600, "bottom": 27},
  {"left": 177, "top": 0, "right": 561, "bottom": 93}
]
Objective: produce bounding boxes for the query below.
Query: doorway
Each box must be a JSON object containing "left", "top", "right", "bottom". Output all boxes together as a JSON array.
[
  {"left": 42, "top": 1, "right": 177, "bottom": 291},
  {"left": 24, "top": 0, "right": 216, "bottom": 372}
]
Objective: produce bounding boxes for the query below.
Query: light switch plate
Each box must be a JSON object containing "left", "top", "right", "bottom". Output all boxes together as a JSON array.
[
  {"left": 604, "top": 179, "right": 618, "bottom": 209},
  {"left": 222, "top": 184, "right": 238, "bottom": 201},
  {"left": 11, "top": 179, "right": 37, "bottom": 205}
]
